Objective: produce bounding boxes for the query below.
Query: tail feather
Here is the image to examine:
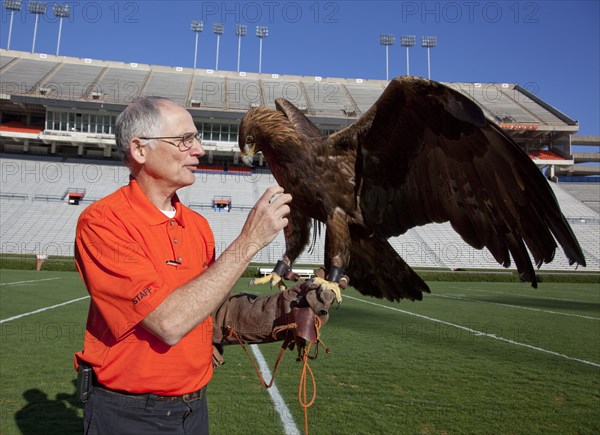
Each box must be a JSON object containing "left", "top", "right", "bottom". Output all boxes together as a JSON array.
[{"left": 348, "top": 234, "right": 430, "bottom": 302}]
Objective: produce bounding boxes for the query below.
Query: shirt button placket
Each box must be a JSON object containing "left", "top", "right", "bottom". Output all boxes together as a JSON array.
[{"left": 168, "top": 220, "right": 181, "bottom": 265}]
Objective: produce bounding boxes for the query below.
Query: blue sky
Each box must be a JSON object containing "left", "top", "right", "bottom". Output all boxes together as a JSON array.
[{"left": 1, "top": 1, "right": 599, "bottom": 137}]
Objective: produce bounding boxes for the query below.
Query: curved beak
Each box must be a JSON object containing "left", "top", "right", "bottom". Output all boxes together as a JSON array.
[{"left": 241, "top": 143, "right": 256, "bottom": 167}]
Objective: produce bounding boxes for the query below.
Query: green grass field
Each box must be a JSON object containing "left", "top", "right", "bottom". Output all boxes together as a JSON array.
[{"left": 1, "top": 269, "right": 598, "bottom": 434}]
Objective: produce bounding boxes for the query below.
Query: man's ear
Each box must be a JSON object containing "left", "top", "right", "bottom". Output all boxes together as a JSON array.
[{"left": 129, "top": 139, "right": 146, "bottom": 165}]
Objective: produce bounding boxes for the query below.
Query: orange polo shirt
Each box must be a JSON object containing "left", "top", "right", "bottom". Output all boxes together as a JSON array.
[{"left": 74, "top": 179, "right": 215, "bottom": 395}]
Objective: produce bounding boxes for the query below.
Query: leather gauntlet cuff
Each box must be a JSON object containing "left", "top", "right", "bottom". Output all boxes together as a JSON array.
[{"left": 211, "top": 281, "right": 334, "bottom": 347}]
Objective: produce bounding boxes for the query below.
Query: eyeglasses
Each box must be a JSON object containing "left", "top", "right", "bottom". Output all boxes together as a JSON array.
[{"left": 139, "top": 132, "right": 201, "bottom": 151}]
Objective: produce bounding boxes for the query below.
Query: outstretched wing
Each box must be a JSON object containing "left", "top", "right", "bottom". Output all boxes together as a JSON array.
[{"left": 332, "top": 77, "right": 585, "bottom": 286}]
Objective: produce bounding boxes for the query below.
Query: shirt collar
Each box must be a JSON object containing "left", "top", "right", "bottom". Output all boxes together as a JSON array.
[{"left": 124, "top": 178, "right": 187, "bottom": 227}]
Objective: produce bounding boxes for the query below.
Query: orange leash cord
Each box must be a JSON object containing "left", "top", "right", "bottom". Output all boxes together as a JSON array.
[
  {"left": 226, "top": 327, "right": 291, "bottom": 389},
  {"left": 297, "top": 315, "right": 330, "bottom": 435},
  {"left": 298, "top": 343, "right": 317, "bottom": 435},
  {"left": 227, "top": 315, "right": 329, "bottom": 435}
]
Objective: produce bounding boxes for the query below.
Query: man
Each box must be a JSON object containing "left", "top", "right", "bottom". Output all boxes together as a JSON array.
[{"left": 74, "top": 97, "right": 334, "bottom": 434}]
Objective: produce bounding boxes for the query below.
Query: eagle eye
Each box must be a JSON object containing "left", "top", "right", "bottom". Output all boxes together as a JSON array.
[{"left": 246, "top": 135, "right": 254, "bottom": 144}]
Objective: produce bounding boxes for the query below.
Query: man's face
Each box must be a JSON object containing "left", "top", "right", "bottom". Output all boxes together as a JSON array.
[{"left": 141, "top": 102, "right": 204, "bottom": 190}]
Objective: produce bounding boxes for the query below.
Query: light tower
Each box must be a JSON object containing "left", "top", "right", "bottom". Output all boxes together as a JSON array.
[
  {"left": 191, "top": 20, "right": 204, "bottom": 69},
  {"left": 400, "top": 35, "right": 415, "bottom": 76},
  {"left": 235, "top": 24, "right": 247, "bottom": 72},
  {"left": 212, "top": 23, "right": 224, "bottom": 70},
  {"left": 421, "top": 36, "right": 437, "bottom": 80},
  {"left": 379, "top": 34, "right": 395, "bottom": 81},
  {"left": 4, "top": 0, "right": 22, "bottom": 50},
  {"left": 29, "top": 1, "right": 46, "bottom": 53},
  {"left": 256, "top": 26, "right": 268, "bottom": 74},
  {"left": 53, "top": 3, "right": 70, "bottom": 56}
]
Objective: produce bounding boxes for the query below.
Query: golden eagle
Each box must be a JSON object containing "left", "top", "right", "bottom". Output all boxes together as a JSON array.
[{"left": 239, "top": 77, "right": 585, "bottom": 302}]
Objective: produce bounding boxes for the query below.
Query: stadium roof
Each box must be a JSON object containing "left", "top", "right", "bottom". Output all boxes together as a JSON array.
[
  {"left": 1, "top": 48, "right": 590, "bottom": 168},
  {"left": 1, "top": 49, "right": 578, "bottom": 134}
]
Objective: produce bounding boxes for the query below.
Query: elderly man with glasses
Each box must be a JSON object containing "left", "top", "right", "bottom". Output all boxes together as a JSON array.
[{"left": 74, "top": 96, "right": 335, "bottom": 434}]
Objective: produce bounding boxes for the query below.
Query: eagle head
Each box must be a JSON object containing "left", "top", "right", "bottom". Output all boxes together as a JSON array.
[
  {"left": 240, "top": 134, "right": 256, "bottom": 167},
  {"left": 238, "top": 107, "right": 266, "bottom": 167},
  {"left": 238, "top": 105, "right": 297, "bottom": 167}
]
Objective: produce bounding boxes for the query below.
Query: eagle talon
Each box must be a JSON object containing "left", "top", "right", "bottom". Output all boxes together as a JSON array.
[
  {"left": 312, "top": 277, "right": 343, "bottom": 304},
  {"left": 250, "top": 272, "right": 286, "bottom": 290}
]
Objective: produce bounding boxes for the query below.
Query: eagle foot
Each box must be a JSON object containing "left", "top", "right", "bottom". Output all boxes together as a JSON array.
[
  {"left": 249, "top": 272, "right": 287, "bottom": 290},
  {"left": 249, "top": 260, "right": 292, "bottom": 291},
  {"left": 312, "top": 277, "right": 343, "bottom": 304}
]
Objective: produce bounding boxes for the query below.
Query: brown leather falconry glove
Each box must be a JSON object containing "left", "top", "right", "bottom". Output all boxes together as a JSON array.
[{"left": 211, "top": 279, "right": 336, "bottom": 366}]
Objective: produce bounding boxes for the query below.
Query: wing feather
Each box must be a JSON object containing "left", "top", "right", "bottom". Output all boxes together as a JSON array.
[
  {"left": 275, "top": 99, "right": 323, "bottom": 139},
  {"left": 330, "top": 77, "right": 585, "bottom": 285}
]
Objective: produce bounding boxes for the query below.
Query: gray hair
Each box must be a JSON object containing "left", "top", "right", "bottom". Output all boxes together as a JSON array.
[{"left": 114, "top": 96, "right": 175, "bottom": 167}]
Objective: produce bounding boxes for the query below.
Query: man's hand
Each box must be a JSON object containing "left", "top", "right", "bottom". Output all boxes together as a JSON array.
[{"left": 239, "top": 186, "right": 292, "bottom": 255}]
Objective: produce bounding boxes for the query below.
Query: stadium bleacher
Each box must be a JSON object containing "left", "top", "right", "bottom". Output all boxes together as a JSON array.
[
  {"left": 558, "top": 183, "right": 600, "bottom": 213},
  {"left": 529, "top": 150, "right": 566, "bottom": 161},
  {"left": 1, "top": 154, "right": 598, "bottom": 272},
  {"left": 549, "top": 183, "right": 599, "bottom": 219},
  {"left": 0, "top": 121, "right": 44, "bottom": 134},
  {"left": 94, "top": 66, "right": 151, "bottom": 104}
]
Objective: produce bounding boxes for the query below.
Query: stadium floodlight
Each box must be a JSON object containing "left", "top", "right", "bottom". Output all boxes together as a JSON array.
[
  {"left": 212, "top": 23, "right": 224, "bottom": 70},
  {"left": 53, "top": 3, "right": 70, "bottom": 56},
  {"left": 29, "top": 1, "right": 46, "bottom": 53},
  {"left": 235, "top": 24, "right": 247, "bottom": 73},
  {"left": 379, "top": 34, "right": 395, "bottom": 81},
  {"left": 191, "top": 20, "right": 204, "bottom": 69},
  {"left": 256, "top": 26, "right": 268, "bottom": 74},
  {"left": 4, "top": 0, "right": 22, "bottom": 50},
  {"left": 400, "top": 35, "right": 416, "bottom": 76},
  {"left": 421, "top": 36, "right": 437, "bottom": 80}
]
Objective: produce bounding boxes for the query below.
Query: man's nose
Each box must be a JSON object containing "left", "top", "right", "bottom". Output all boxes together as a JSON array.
[{"left": 190, "top": 137, "right": 205, "bottom": 158}]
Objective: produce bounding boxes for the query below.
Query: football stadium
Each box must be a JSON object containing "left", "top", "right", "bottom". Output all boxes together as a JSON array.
[{"left": 1, "top": 43, "right": 599, "bottom": 434}]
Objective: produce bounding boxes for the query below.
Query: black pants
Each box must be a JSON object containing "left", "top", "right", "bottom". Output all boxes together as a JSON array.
[{"left": 83, "top": 386, "right": 209, "bottom": 435}]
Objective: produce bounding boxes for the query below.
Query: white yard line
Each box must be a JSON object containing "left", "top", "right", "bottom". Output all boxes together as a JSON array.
[
  {"left": 447, "top": 285, "right": 599, "bottom": 304},
  {"left": 250, "top": 344, "right": 300, "bottom": 435},
  {"left": 0, "top": 277, "right": 62, "bottom": 286},
  {"left": 432, "top": 293, "right": 599, "bottom": 321},
  {"left": 345, "top": 295, "right": 600, "bottom": 368},
  {"left": 0, "top": 296, "right": 90, "bottom": 323}
]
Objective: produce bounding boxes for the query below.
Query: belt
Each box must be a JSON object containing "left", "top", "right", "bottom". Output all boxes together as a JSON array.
[{"left": 94, "top": 383, "right": 206, "bottom": 402}]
